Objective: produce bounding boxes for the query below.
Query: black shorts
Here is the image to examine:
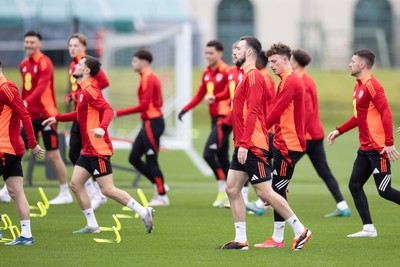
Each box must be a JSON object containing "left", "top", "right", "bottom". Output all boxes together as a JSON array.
[
  {"left": 21, "top": 119, "right": 59, "bottom": 150},
  {"left": 76, "top": 155, "right": 112, "bottom": 179},
  {"left": 0, "top": 153, "right": 23, "bottom": 181},
  {"left": 229, "top": 147, "right": 271, "bottom": 185},
  {"left": 272, "top": 146, "right": 304, "bottom": 179}
]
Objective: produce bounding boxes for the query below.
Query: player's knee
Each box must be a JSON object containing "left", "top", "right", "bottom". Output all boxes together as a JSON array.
[
  {"left": 129, "top": 155, "right": 141, "bottom": 167},
  {"left": 348, "top": 180, "right": 360, "bottom": 194},
  {"left": 378, "top": 189, "right": 391, "bottom": 200}
]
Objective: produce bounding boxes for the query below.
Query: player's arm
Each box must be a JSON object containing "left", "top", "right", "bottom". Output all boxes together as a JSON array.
[
  {"left": 178, "top": 79, "right": 207, "bottom": 121},
  {"left": 24, "top": 58, "right": 53, "bottom": 105},
  {"left": 115, "top": 75, "right": 153, "bottom": 117},
  {"left": 371, "top": 83, "right": 394, "bottom": 147},
  {"left": 87, "top": 89, "right": 114, "bottom": 131},
  {"left": 327, "top": 116, "right": 357, "bottom": 145},
  {"left": 303, "top": 82, "right": 314, "bottom": 134}
]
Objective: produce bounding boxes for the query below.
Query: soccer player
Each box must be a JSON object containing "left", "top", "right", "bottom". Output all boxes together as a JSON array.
[
  {"left": 66, "top": 33, "right": 110, "bottom": 209},
  {"left": 114, "top": 49, "right": 169, "bottom": 207},
  {"left": 245, "top": 51, "right": 276, "bottom": 215},
  {"left": 290, "top": 49, "right": 351, "bottom": 217},
  {"left": 217, "top": 37, "right": 311, "bottom": 251},
  {"left": 254, "top": 43, "right": 309, "bottom": 248},
  {"left": 327, "top": 49, "right": 400, "bottom": 237},
  {"left": 0, "top": 59, "right": 45, "bottom": 245},
  {"left": 42, "top": 56, "right": 154, "bottom": 234},
  {"left": 20, "top": 31, "right": 72, "bottom": 205},
  {"left": 178, "top": 40, "right": 231, "bottom": 207}
]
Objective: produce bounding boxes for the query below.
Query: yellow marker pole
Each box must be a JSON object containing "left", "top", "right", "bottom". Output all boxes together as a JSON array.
[{"left": 38, "top": 187, "right": 50, "bottom": 209}]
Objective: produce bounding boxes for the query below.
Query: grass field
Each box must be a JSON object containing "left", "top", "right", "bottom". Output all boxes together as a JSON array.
[{"left": 2, "top": 68, "right": 400, "bottom": 266}]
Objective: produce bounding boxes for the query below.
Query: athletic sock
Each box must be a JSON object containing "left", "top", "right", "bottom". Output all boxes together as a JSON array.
[
  {"left": 286, "top": 215, "right": 305, "bottom": 238},
  {"left": 241, "top": 186, "right": 249, "bottom": 204},
  {"left": 337, "top": 200, "right": 349, "bottom": 210},
  {"left": 60, "top": 183, "right": 69, "bottom": 195},
  {"left": 20, "top": 220, "right": 32, "bottom": 238},
  {"left": 126, "top": 198, "right": 147, "bottom": 218},
  {"left": 234, "top": 222, "right": 247, "bottom": 243},
  {"left": 363, "top": 224, "right": 376, "bottom": 232},
  {"left": 272, "top": 221, "right": 285, "bottom": 242},
  {"left": 82, "top": 208, "right": 98, "bottom": 228},
  {"left": 217, "top": 180, "right": 226, "bottom": 193}
]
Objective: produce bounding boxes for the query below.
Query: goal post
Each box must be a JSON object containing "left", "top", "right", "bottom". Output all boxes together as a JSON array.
[{"left": 101, "top": 23, "right": 212, "bottom": 176}]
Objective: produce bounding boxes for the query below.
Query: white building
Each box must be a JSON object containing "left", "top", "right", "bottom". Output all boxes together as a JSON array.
[{"left": 184, "top": 0, "right": 400, "bottom": 68}]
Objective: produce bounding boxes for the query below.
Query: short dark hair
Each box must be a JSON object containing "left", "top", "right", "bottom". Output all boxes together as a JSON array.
[
  {"left": 133, "top": 49, "right": 153, "bottom": 63},
  {"left": 207, "top": 40, "right": 224, "bottom": 52},
  {"left": 292, "top": 49, "right": 311, "bottom": 67},
  {"left": 256, "top": 50, "right": 268, "bottom": 69},
  {"left": 265, "top": 43, "right": 291, "bottom": 59},
  {"left": 354, "top": 49, "right": 375, "bottom": 69},
  {"left": 24, "top": 31, "right": 42, "bottom": 41},
  {"left": 240, "top": 36, "right": 261, "bottom": 56},
  {"left": 82, "top": 56, "right": 101, "bottom": 77},
  {"left": 68, "top": 33, "right": 88, "bottom": 47}
]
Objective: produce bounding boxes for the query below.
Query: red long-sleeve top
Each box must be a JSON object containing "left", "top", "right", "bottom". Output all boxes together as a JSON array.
[
  {"left": 0, "top": 75, "right": 37, "bottom": 155},
  {"left": 259, "top": 67, "right": 276, "bottom": 134},
  {"left": 66, "top": 53, "right": 109, "bottom": 110},
  {"left": 232, "top": 64, "right": 269, "bottom": 151},
  {"left": 336, "top": 72, "right": 393, "bottom": 152},
  {"left": 56, "top": 79, "right": 113, "bottom": 157},
  {"left": 298, "top": 70, "right": 325, "bottom": 140},
  {"left": 116, "top": 67, "right": 163, "bottom": 120},
  {"left": 266, "top": 69, "right": 306, "bottom": 159},
  {"left": 20, "top": 50, "right": 58, "bottom": 119},
  {"left": 182, "top": 61, "right": 230, "bottom": 118}
]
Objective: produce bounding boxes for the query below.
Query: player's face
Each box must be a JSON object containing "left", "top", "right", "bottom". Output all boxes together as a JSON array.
[
  {"left": 24, "top": 36, "right": 42, "bottom": 57},
  {"left": 73, "top": 58, "right": 88, "bottom": 78},
  {"left": 69, "top": 38, "right": 86, "bottom": 58},
  {"left": 131, "top": 57, "right": 143, "bottom": 72},
  {"left": 268, "top": 54, "right": 287, "bottom": 75},
  {"left": 233, "top": 40, "right": 247, "bottom": 68},
  {"left": 349, "top": 55, "right": 362, "bottom": 77},
  {"left": 205, "top": 46, "right": 222, "bottom": 67}
]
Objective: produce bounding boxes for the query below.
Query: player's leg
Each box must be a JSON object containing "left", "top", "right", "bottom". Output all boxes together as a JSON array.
[
  {"left": 204, "top": 120, "right": 227, "bottom": 207},
  {"left": 371, "top": 151, "right": 400, "bottom": 204},
  {"left": 42, "top": 121, "right": 72, "bottom": 204},
  {"left": 143, "top": 118, "right": 169, "bottom": 206},
  {"left": 3, "top": 155, "right": 34, "bottom": 245},
  {"left": 306, "top": 139, "right": 350, "bottom": 217},
  {"left": 347, "top": 150, "right": 376, "bottom": 237},
  {"left": 129, "top": 126, "right": 153, "bottom": 181}
]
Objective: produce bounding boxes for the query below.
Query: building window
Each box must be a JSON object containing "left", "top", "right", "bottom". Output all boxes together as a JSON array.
[
  {"left": 217, "top": 0, "right": 254, "bottom": 63},
  {"left": 354, "top": 0, "right": 393, "bottom": 66}
]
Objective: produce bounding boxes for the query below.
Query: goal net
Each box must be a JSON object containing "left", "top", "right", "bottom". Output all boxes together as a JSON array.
[{"left": 101, "top": 23, "right": 211, "bottom": 175}]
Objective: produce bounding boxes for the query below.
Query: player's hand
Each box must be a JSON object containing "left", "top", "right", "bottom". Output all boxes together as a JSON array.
[
  {"left": 41, "top": 117, "right": 57, "bottom": 126},
  {"left": 71, "top": 93, "right": 77, "bottom": 102},
  {"left": 396, "top": 127, "right": 400, "bottom": 134},
  {"left": 64, "top": 95, "right": 72, "bottom": 105},
  {"left": 327, "top": 130, "right": 340, "bottom": 145},
  {"left": 238, "top": 147, "right": 248, "bottom": 165},
  {"left": 31, "top": 144, "right": 45, "bottom": 159},
  {"left": 90, "top": 128, "right": 105, "bottom": 138},
  {"left": 178, "top": 110, "right": 186, "bottom": 122},
  {"left": 204, "top": 94, "right": 216, "bottom": 104},
  {"left": 113, "top": 110, "right": 118, "bottom": 118},
  {"left": 381, "top": 145, "right": 400, "bottom": 162}
]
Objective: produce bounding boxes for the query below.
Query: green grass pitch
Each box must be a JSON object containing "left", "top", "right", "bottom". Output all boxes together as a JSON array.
[{"left": 1, "top": 68, "right": 400, "bottom": 266}]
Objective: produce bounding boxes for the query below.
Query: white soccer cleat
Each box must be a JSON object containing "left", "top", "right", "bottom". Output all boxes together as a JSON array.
[
  {"left": 0, "top": 189, "right": 11, "bottom": 203},
  {"left": 91, "top": 196, "right": 107, "bottom": 210},
  {"left": 347, "top": 229, "right": 377, "bottom": 238},
  {"left": 48, "top": 193, "right": 73, "bottom": 205},
  {"left": 212, "top": 192, "right": 228, "bottom": 208},
  {"left": 142, "top": 207, "right": 154, "bottom": 233},
  {"left": 148, "top": 195, "right": 169, "bottom": 207}
]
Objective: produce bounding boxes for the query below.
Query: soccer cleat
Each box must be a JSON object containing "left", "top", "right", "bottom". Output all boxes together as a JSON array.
[
  {"left": 216, "top": 240, "right": 249, "bottom": 250},
  {"left": 324, "top": 208, "right": 351, "bottom": 218},
  {"left": 49, "top": 193, "right": 73, "bottom": 205},
  {"left": 212, "top": 192, "right": 228, "bottom": 208},
  {"left": 347, "top": 229, "right": 377, "bottom": 238},
  {"left": 291, "top": 228, "right": 312, "bottom": 251},
  {"left": 91, "top": 196, "right": 107, "bottom": 210},
  {"left": 148, "top": 196, "right": 169, "bottom": 207},
  {"left": 246, "top": 202, "right": 267, "bottom": 216},
  {"left": 0, "top": 190, "right": 11, "bottom": 203},
  {"left": 4, "top": 236, "right": 34, "bottom": 245},
  {"left": 73, "top": 226, "right": 101, "bottom": 234},
  {"left": 223, "top": 199, "right": 230, "bottom": 208},
  {"left": 254, "top": 237, "right": 285, "bottom": 248},
  {"left": 142, "top": 207, "right": 154, "bottom": 233}
]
